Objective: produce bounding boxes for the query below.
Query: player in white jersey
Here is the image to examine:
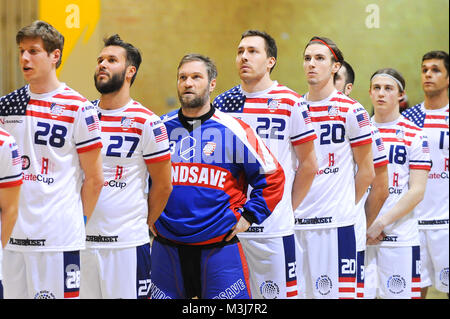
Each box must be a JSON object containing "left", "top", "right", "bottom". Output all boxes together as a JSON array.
[
  {"left": 0, "top": 128, "right": 22, "bottom": 298},
  {"left": 366, "top": 68, "right": 431, "bottom": 299},
  {"left": 356, "top": 126, "right": 389, "bottom": 298},
  {"left": 334, "top": 62, "right": 389, "bottom": 298},
  {"left": 295, "top": 37, "right": 375, "bottom": 299},
  {"left": 0, "top": 21, "right": 104, "bottom": 299},
  {"left": 334, "top": 60, "right": 355, "bottom": 97},
  {"left": 214, "top": 30, "right": 318, "bottom": 299},
  {"left": 402, "top": 51, "right": 449, "bottom": 298},
  {"left": 80, "top": 35, "right": 172, "bottom": 299}
]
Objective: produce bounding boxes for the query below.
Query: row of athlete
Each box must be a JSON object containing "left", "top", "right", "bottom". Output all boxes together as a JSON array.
[{"left": 0, "top": 20, "right": 448, "bottom": 300}]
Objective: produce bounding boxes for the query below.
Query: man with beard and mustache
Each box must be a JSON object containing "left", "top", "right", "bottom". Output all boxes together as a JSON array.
[
  {"left": 80, "top": 34, "right": 172, "bottom": 299},
  {"left": 149, "top": 54, "right": 285, "bottom": 299}
]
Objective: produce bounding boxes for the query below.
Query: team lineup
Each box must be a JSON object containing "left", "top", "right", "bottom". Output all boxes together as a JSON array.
[{"left": 0, "top": 20, "right": 448, "bottom": 299}]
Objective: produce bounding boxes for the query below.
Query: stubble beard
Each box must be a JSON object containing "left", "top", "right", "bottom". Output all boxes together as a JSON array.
[{"left": 178, "top": 87, "right": 210, "bottom": 109}]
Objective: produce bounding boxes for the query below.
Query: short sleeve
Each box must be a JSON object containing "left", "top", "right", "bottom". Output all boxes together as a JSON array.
[
  {"left": 73, "top": 101, "right": 103, "bottom": 153},
  {"left": 142, "top": 118, "right": 171, "bottom": 164},
  {"left": 0, "top": 133, "right": 23, "bottom": 188},
  {"left": 347, "top": 104, "right": 373, "bottom": 147}
]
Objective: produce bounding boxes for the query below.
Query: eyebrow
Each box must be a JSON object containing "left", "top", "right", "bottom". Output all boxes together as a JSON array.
[
  {"left": 372, "top": 83, "right": 395, "bottom": 88},
  {"left": 422, "top": 63, "right": 441, "bottom": 68},
  {"left": 97, "top": 54, "right": 119, "bottom": 61},
  {"left": 18, "top": 44, "right": 42, "bottom": 49},
  {"left": 238, "top": 45, "right": 258, "bottom": 50},
  {"left": 304, "top": 53, "right": 326, "bottom": 57},
  {"left": 178, "top": 71, "right": 204, "bottom": 77}
]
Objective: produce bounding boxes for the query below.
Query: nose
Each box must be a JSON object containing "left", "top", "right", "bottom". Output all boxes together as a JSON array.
[
  {"left": 99, "top": 59, "right": 108, "bottom": 69},
  {"left": 305, "top": 58, "right": 315, "bottom": 69},
  {"left": 184, "top": 76, "right": 194, "bottom": 87},
  {"left": 20, "top": 50, "right": 30, "bottom": 63},
  {"left": 241, "top": 50, "right": 249, "bottom": 61}
]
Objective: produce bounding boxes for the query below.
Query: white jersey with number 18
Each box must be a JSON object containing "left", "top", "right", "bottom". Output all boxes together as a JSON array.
[{"left": 372, "top": 115, "right": 432, "bottom": 246}]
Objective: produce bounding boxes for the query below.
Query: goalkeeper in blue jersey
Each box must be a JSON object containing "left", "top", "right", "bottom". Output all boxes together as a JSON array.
[{"left": 149, "top": 54, "right": 285, "bottom": 299}]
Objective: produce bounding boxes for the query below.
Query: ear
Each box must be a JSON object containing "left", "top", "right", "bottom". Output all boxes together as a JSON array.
[
  {"left": 209, "top": 78, "right": 216, "bottom": 93},
  {"left": 267, "top": 56, "right": 276, "bottom": 71},
  {"left": 126, "top": 65, "right": 137, "bottom": 82},
  {"left": 331, "top": 61, "right": 341, "bottom": 75},
  {"left": 51, "top": 49, "right": 61, "bottom": 66},
  {"left": 398, "top": 90, "right": 406, "bottom": 101},
  {"left": 344, "top": 83, "right": 353, "bottom": 95}
]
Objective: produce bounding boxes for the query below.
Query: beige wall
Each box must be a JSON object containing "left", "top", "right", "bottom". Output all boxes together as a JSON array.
[
  {"left": 88, "top": 0, "right": 450, "bottom": 115},
  {"left": 2, "top": 0, "right": 448, "bottom": 116},
  {"left": 0, "top": 0, "right": 37, "bottom": 94}
]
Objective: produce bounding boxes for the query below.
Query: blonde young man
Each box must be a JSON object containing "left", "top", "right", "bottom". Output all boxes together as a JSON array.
[{"left": 0, "top": 20, "right": 103, "bottom": 299}]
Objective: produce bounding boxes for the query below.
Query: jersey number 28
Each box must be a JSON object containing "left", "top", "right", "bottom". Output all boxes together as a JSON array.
[{"left": 34, "top": 121, "right": 67, "bottom": 148}]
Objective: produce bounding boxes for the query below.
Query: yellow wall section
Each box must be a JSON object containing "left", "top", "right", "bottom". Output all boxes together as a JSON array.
[
  {"left": 38, "top": 0, "right": 448, "bottom": 116},
  {"left": 39, "top": 0, "right": 101, "bottom": 98}
]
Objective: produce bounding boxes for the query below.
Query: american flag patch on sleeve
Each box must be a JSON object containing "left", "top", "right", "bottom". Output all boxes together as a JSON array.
[
  {"left": 356, "top": 112, "right": 370, "bottom": 128},
  {"left": 10, "top": 144, "right": 21, "bottom": 166},
  {"left": 422, "top": 139, "right": 430, "bottom": 153},
  {"left": 375, "top": 138, "right": 384, "bottom": 151},
  {"left": 153, "top": 125, "right": 168, "bottom": 143},
  {"left": 302, "top": 110, "right": 312, "bottom": 124},
  {"left": 85, "top": 115, "right": 99, "bottom": 132}
]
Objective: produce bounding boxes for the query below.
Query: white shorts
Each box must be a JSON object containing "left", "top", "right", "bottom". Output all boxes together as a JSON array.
[
  {"left": 419, "top": 228, "right": 449, "bottom": 292},
  {"left": 80, "top": 243, "right": 151, "bottom": 299},
  {"left": 2, "top": 250, "right": 80, "bottom": 299},
  {"left": 356, "top": 250, "right": 365, "bottom": 298},
  {"left": 295, "top": 225, "right": 357, "bottom": 299},
  {"left": 355, "top": 211, "right": 367, "bottom": 253},
  {"left": 364, "top": 245, "right": 421, "bottom": 299},
  {"left": 238, "top": 234, "right": 297, "bottom": 299},
  {"left": 355, "top": 212, "right": 367, "bottom": 299}
]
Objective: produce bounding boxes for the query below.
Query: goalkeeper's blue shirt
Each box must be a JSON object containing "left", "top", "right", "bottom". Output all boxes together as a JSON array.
[{"left": 155, "top": 105, "right": 285, "bottom": 245}]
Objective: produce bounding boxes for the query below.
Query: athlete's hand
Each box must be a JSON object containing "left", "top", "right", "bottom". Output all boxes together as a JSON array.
[
  {"left": 149, "top": 224, "right": 157, "bottom": 237},
  {"left": 225, "top": 216, "right": 251, "bottom": 241},
  {"left": 366, "top": 218, "right": 386, "bottom": 245}
]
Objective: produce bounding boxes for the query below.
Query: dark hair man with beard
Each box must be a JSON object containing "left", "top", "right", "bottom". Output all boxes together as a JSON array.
[
  {"left": 81, "top": 34, "right": 172, "bottom": 299},
  {"left": 150, "top": 54, "right": 285, "bottom": 299}
]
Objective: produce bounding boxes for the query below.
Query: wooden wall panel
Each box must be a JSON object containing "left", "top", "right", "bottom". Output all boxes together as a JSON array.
[{"left": 0, "top": 0, "right": 37, "bottom": 95}]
